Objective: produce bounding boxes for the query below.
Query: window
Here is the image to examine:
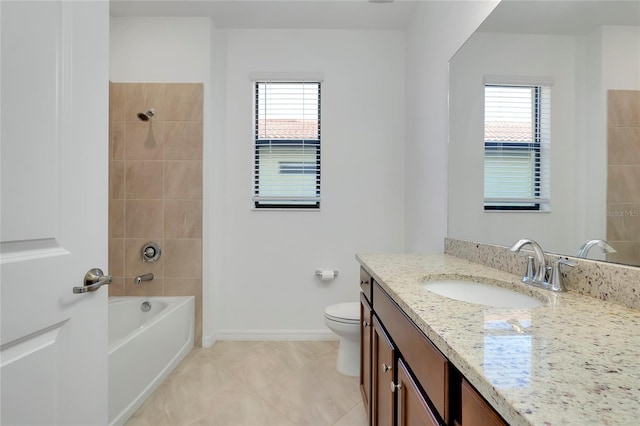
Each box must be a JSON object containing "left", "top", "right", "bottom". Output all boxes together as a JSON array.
[
  {"left": 484, "top": 84, "right": 550, "bottom": 210},
  {"left": 253, "top": 81, "right": 321, "bottom": 209}
]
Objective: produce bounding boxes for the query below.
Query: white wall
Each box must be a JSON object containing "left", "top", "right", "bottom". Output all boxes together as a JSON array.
[
  {"left": 110, "top": 17, "right": 211, "bottom": 82},
  {"left": 448, "top": 32, "right": 579, "bottom": 254},
  {"left": 404, "top": 1, "right": 499, "bottom": 253},
  {"left": 215, "top": 29, "right": 405, "bottom": 338},
  {"left": 110, "top": 21, "right": 406, "bottom": 341},
  {"left": 109, "top": 3, "right": 502, "bottom": 341}
]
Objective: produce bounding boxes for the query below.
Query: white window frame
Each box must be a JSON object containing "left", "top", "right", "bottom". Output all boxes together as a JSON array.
[{"left": 251, "top": 77, "right": 322, "bottom": 210}]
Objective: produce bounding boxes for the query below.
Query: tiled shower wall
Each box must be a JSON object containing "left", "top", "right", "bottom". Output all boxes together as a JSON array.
[
  {"left": 109, "top": 82, "right": 203, "bottom": 345},
  {"left": 607, "top": 90, "right": 640, "bottom": 267}
]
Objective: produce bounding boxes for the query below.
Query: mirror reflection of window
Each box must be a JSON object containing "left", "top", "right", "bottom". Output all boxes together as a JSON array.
[{"left": 484, "top": 83, "right": 551, "bottom": 211}]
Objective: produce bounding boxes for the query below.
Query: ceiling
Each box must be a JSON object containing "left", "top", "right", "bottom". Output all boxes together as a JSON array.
[
  {"left": 109, "top": 0, "right": 419, "bottom": 30},
  {"left": 478, "top": 0, "right": 640, "bottom": 35}
]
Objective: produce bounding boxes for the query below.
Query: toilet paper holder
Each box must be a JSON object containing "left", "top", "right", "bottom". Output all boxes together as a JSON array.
[{"left": 315, "top": 270, "right": 339, "bottom": 279}]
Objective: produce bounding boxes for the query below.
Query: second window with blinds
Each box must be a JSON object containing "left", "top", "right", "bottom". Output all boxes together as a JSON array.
[
  {"left": 484, "top": 83, "right": 551, "bottom": 211},
  {"left": 253, "top": 81, "right": 321, "bottom": 209}
]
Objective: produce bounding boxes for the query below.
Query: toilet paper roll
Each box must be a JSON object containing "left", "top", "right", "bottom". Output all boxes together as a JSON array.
[{"left": 320, "top": 270, "right": 335, "bottom": 281}]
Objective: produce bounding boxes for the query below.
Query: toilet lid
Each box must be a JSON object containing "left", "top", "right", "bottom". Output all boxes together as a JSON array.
[{"left": 324, "top": 302, "right": 360, "bottom": 322}]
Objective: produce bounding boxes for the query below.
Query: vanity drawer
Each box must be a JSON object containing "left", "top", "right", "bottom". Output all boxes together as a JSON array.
[
  {"left": 360, "top": 267, "right": 372, "bottom": 303},
  {"left": 373, "top": 282, "right": 449, "bottom": 423}
]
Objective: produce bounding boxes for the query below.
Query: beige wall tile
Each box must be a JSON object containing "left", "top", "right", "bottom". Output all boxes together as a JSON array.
[
  {"left": 110, "top": 161, "right": 125, "bottom": 200},
  {"left": 164, "top": 161, "right": 203, "bottom": 199},
  {"left": 125, "top": 277, "right": 164, "bottom": 297},
  {"left": 164, "top": 121, "right": 203, "bottom": 160},
  {"left": 607, "top": 165, "right": 640, "bottom": 203},
  {"left": 164, "top": 239, "right": 202, "bottom": 278},
  {"left": 125, "top": 83, "right": 168, "bottom": 123},
  {"left": 164, "top": 83, "right": 203, "bottom": 121},
  {"left": 110, "top": 82, "right": 203, "bottom": 345},
  {"left": 108, "top": 277, "right": 126, "bottom": 297},
  {"left": 109, "top": 82, "right": 125, "bottom": 122},
  {"left": 109, "top": 238, "right": 125, "bottom": 277},
  {"left": 608, "top": 127, "right": 640, "bottom": 165},
  {"left": 124, "top": 199, "right": 164, "bottom": 238},
  {"left": 608, "top": 90, "right": 640, "bottom": 127},
  {"left": 124, "top": 238, "right": 164, "bottom": 279},
  {"left": 125, "top": 161, "right": 163, "bottom": 199},
  {"left": 605, "top": 242, "right": 640, "bottom": 266},
  {"left": 124, "top": 121, "right": 163, "bottom": 161},
  {"left": 164, "top": 200, "right": 203, "bottom": 238},
  {"left": 607, "top": 203, "right": 640, "bottom": 241},
  {"left": 110, "top": 121, "right": 125, "bottom": 161},
  {"left": 109, "top": 199, "right": 125, "bottom": 238}
]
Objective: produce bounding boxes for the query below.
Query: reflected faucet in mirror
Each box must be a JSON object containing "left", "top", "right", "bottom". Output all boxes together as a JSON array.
[{"left": 576, "top": 239, "right": 616, "bottom": 259}]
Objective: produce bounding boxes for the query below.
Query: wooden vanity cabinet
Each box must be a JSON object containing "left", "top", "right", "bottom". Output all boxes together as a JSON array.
[
  {"left": 360, "top": 273, "right": 506, "bottom": 426},
  {"left": 396, "top": 358, "right": 440, "bottom": 426},
  {"left": 360, "top": 292, "right": 372, "bottom": 423},
  {"left": 460, "top": 379, "right": 507, "bottom": 426},
  {"left": 372, "top": 316, "right": 395, "bottom": 426}
]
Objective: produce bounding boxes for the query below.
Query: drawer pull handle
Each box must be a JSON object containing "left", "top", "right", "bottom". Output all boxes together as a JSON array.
[
  {"left": 382, "top": 363, "right": 392, "bottom": 373},
  {"left": 362, "top": 321, "right": 370, "bottom": 328},
  {"left": 360, "top": 279, "right": 369, "bottom": 285},
  {"left": 390, "top": 381, "right": 401, "bottom": 393}
]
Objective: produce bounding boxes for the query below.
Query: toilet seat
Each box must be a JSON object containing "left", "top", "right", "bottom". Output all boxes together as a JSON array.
[{"left": 324, "top": 302, "right": 359, "bottom": 324}]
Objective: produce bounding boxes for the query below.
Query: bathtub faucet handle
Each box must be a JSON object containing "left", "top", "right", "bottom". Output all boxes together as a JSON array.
[{"left": 134, "top": 273, "right": 154, "bottom": 285}]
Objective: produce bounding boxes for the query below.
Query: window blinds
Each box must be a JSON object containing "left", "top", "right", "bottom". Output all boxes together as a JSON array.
[
  {"left": 253, "top": 81, "right": 321, "bottom": 208},
  {"left": 484, "top": 84, "right": 551, "bottom": 210}
]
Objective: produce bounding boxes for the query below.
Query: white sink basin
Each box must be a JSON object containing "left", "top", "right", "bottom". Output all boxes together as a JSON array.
[{"left": 422, "top": 280, "right": 545, "bottom": 308}]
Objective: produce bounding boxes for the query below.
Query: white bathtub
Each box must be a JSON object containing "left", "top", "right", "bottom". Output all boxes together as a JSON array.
[{"left": 108, "top": 296, "right": 195, "bottom": 426}]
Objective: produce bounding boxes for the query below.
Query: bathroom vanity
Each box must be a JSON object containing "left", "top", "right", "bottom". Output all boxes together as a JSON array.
[
  {"left": 357, "top": 252, "right": 640, "bottom": 425},
  {"left": 359, "top": 266, "right": 504, "bottom": 426}
]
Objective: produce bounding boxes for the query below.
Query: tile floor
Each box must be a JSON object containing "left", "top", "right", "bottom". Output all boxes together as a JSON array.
[{"left": 126, "top": 341, "right": 368, "bottom": 426}]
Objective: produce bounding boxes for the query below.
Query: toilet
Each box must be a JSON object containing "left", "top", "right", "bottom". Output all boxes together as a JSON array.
[{"left": 324, "top": 302, "right": 361, "bottom": 376}]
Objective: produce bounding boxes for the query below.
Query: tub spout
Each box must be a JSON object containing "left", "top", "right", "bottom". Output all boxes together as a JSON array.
[{"left": 135, "top": 273, "right": 154, "bottom": 285}]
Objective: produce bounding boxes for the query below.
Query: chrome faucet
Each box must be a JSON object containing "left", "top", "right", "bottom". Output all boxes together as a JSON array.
[
  {"left": 576, "top": 239, "right": 616, "bottom": 259},
  {"left": 134, "top": 273, "right": 154, "bottom": 285},
  {"left": 510, "top": 238, "right": 576, "bottom": 292},
  {"left": 509, "top": 238, "right": 547, "bottom": 284}
]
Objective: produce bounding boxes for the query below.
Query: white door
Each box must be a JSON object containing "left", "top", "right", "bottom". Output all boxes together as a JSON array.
[{"left": 0, "top": 1, "right": 109, "bottom": 425}]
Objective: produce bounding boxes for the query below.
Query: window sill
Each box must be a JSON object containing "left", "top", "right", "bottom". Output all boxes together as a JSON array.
[{"left": 251, "top": 208, "right": 321, "bottom": 212}]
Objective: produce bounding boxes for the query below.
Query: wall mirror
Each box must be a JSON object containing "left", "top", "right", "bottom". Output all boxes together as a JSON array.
[{"left": 448, "top": 0, "right": 640, "bottom": 266}]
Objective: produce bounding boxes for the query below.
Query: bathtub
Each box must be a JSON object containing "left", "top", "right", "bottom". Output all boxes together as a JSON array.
[{"left": 108, "top": 296, "right": 195, "bottom": 426}]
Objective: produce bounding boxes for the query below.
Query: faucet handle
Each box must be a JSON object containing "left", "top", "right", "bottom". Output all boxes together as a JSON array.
[
  {"left": 549, "top": 257, "right": 577, "bottom": 292},
  {"left": 523, "top": 255, "right": 536, "bottom": 282}
]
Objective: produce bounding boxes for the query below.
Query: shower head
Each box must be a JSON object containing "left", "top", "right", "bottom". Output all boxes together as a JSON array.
[{"left": 137, "top": 109, "right": 155, "bottom": 122}]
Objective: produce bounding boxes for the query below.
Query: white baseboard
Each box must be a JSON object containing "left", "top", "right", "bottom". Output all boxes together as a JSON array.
[{"left": 202, "top": 329, "right": 337, "bottom": 346}]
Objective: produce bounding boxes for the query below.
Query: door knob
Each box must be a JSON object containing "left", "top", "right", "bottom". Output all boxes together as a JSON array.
[
  {"left": 382, "top": 363, "right": 392, "bottom": 373},
  {"left": 73, "top": 268, "right": 112, "bottom": 294}
]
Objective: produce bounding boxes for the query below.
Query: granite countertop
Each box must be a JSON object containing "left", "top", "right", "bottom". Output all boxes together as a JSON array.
[{"left": 356, "top": 253, "right": 640, "bottom": 426}]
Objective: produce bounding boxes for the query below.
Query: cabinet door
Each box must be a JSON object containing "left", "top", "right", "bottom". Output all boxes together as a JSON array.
[
  {"left": 372, "top": 317, "right": 395, "bottom": 426},
  {"left": 373, "top": 282, "right": 449, "bottom": 422},
  {"left": 360, "top": 293, "right": 373, "bottom": 423},
  {"left": 461, "top": 379, "right": 506, "bottom": 426},
  {"left": 396, "top": 359, "right": 440, "bottom": 426}
]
